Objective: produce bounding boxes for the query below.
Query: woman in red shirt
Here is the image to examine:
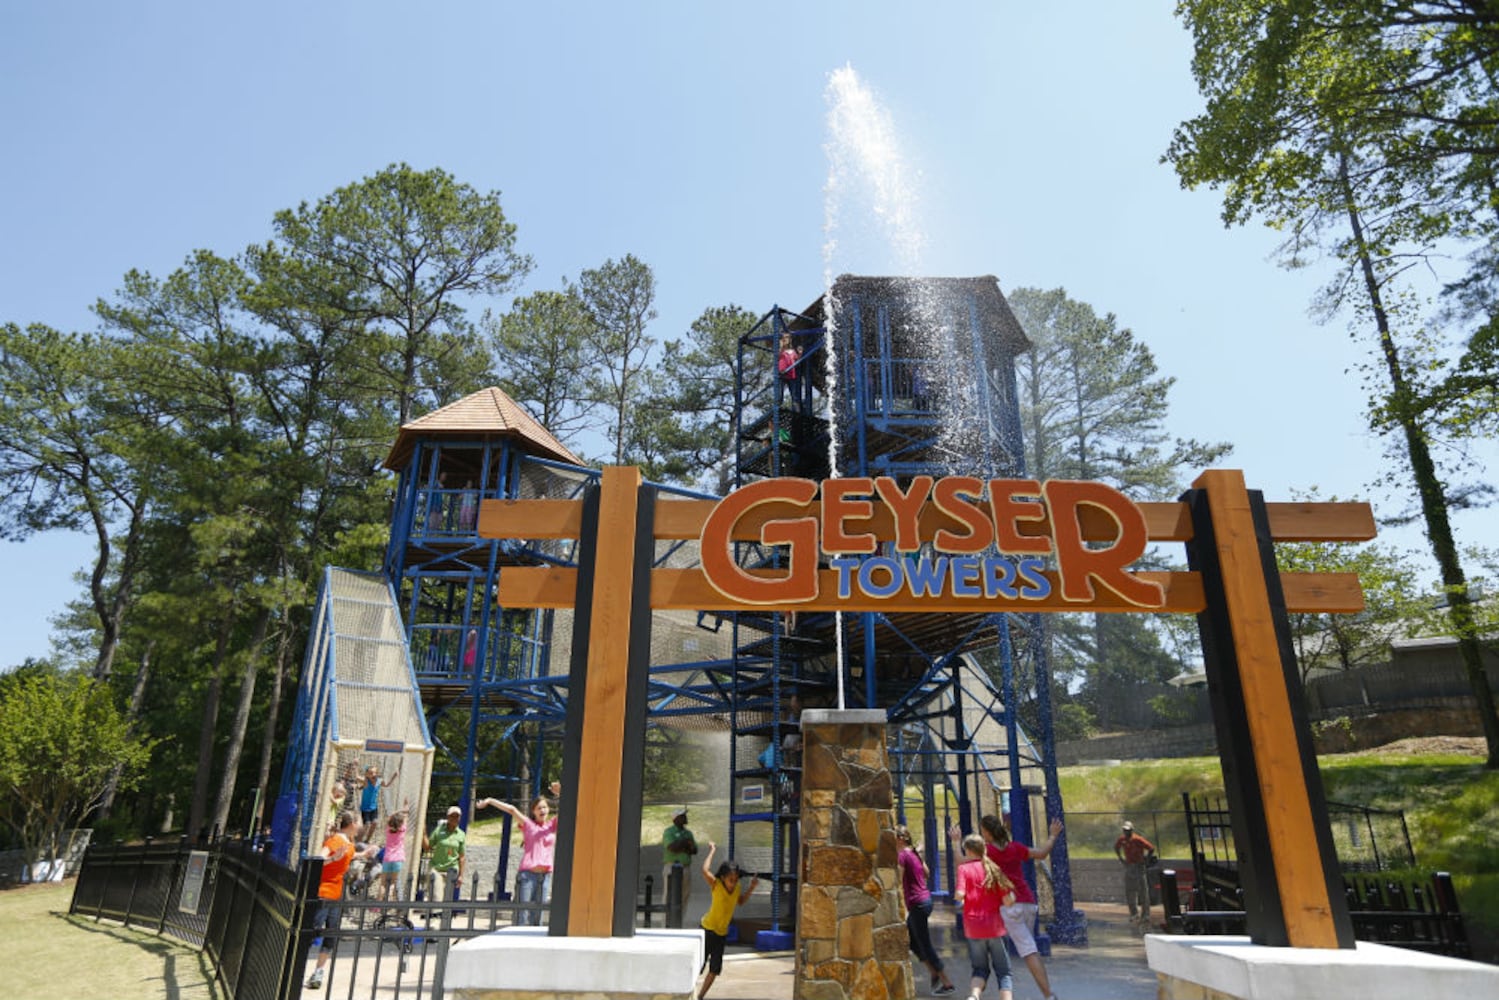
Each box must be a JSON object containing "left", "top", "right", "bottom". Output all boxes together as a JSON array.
[{"left": 979, "top": 814, "right": 1063, "bottom": 1000}]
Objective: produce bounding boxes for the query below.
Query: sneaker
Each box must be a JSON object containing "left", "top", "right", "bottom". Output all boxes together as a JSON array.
[
  {"left": 933, "top": 985, "right": 955, "bottom": 996},
  {"left": 305, "top": 969, "right": 324, "bottom": 990}
]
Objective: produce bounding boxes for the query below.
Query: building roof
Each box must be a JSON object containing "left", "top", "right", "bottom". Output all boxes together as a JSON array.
[
  {"left": 383, "top": 387, "right": 586, "bottom": 470},
  {"left": 799, "top": 275, "right": 1033, "bottom": 354}
]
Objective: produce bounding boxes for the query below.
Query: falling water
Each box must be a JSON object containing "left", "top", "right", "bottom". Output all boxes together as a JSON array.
[
  {"left": 821, "top": 65, "right": 946, "bottom": 708},
  {"left": 822, "top": 66, "right": 996, "bottom": 483}
]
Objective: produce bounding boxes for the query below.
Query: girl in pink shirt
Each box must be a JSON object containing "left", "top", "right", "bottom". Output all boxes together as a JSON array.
[
  {"left": 952, "top": 833, "right": 1016, "bottom": 1000},
  {"left": 479, "top": 782, "right": 561, "bottom": 926},
  {"left": 896, "top": 825, "right": 955, "bottom": 994},
  {"left": 378, "top": 806, "right": 410, "bottom": 903}
]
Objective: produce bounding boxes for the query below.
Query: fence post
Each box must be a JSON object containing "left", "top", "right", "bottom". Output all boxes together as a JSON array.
[
  {"left": 431, "top": 893, "right": 454, "bottom": 997},
  {"left": 1160, "top": 869, "right": 1183, "bottom": 932},
  {"left": 1432, "top": 871, "right": 1460, "bottom": 915},
  {"left": 642, "top": 874, "right": 655, "bottom": 928},
  {"left": 123, "top": 836, "right": 151, "bottom": 927},
  {"left": 666, "top": 864, "right": 683, "bottom": 929},
  {"left": 277, "top": 855, "right": 324, "bottom": 1000},
  {"left": 232, "top": 842, "right": 265, "bottom": 999},
  {"left": 94, "top": 841, "right": 120, "bottom": 922}
]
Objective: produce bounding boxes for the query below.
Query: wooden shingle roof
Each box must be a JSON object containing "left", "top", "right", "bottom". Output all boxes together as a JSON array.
[
  {"left": 802, "top": 275, "right": 1033, "bottom": 354},
  {"left": 383, "top": 387, "right": 585, "bottom": 470}
]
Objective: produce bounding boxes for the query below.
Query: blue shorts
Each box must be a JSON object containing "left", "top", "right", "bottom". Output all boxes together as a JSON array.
[{"left": 312, "top": 901, "right": 342, "bottom": 950}]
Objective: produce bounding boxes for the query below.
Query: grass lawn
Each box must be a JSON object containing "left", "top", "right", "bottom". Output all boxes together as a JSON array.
[
  {"left": 1057, "top": 749, "right": 1499, "bottom": 960},
  {"left": 1, "top": 880, "right": 222, "bottom": 1000}
]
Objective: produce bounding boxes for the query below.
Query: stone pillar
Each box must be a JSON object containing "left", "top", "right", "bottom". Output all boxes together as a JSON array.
[{"left": 795, "top": 709, "right": 913, "bottom": 1000}]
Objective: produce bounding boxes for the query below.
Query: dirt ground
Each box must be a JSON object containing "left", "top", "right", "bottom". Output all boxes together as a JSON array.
[{"left": 1331, "top": 735, "right": 1489, "bottom": 758}]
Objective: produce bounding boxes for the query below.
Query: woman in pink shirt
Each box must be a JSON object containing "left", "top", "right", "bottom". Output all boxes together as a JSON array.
[
  {"left": 479, "top": 781, "right": 561, "bottom": 926},
  {"left": 979, "top": 814, "right": 1063, "bottom": 1000},
  {"left": 952, "top": 832, "right": 1016, "bottom": 1000},
  {"left": 896, "top": 825, "right": 956, "bottom": 995}
]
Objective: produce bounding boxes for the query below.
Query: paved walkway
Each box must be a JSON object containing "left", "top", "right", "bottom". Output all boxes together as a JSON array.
[
  {"left": 688, "top": 903, "right": 1157, "bottom": 1000},
  {"left": 462, "top": 848, "right": 1157, "bottom": 999}
]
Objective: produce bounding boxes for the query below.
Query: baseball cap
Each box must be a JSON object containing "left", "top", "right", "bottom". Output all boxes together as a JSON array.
[
  {"left": 447, "top": 805, "right": 463, "bottom": 816},
  {"left": 1122, "top": 820, "right": 1134, "bottom": 831},
  {"left": 673, "top": 807, "right": 689, "bottom": 821}
]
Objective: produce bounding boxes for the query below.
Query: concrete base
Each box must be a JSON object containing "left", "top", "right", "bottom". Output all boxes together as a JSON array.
[
  {"left": 1146, "top": 933, "right": 1499, "bottom": 1000},
  {"left": 447, "top": 927, "right": 705, "bottom": 999}
]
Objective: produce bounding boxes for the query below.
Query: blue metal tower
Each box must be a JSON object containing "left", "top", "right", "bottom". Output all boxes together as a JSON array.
[
  {"left": 727, "top": 275, "right": 1082, "bottom": 943},
  {"left": 278, "top": 277, "right": 1079, "bottom": 943}
]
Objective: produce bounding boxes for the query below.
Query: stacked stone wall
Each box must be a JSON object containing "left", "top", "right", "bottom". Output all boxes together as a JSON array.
[{"left": 795, "top": 711, "right": 912, "bottom": 1000}]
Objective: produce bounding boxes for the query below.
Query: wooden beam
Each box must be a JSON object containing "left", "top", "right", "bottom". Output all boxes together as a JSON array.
[
  {"left": 478, "top": 498, "right": 582, "bottom": 539},
  {"left": 563, "top": 467, "right": 642, "bottom": 938},
  {"left": 1192, "top": 469, "right": 1346, "bottom": 948}
]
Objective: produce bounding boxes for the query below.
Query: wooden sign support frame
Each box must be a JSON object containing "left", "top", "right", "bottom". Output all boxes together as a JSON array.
[{"left": 482, "top": 467, "right": 1371, "bottom": 949}]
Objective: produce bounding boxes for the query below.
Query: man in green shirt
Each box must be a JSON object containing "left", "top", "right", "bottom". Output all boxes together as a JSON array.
[
  {"left": 662, "top": 808, "right": 697, "bottom": 916},
  {"left": 425, "top": 805, "right": 467, "bottom": 903}
]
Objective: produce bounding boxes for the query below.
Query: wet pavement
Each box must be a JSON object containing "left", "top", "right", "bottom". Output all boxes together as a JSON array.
[
  {"left": 703, "top": 902, "right": 1158, "bottom": 1000},
  {"left": 456, "top": 849, "right": 1158, "bottom": 999}
]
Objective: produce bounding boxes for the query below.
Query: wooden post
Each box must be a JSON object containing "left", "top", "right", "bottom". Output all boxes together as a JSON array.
[
  {"left": 1185, "top": 469, "right": 1354, "bottom": 948},
  {"left": 549, "top": 467, "right": 656, "bottom": 938}
]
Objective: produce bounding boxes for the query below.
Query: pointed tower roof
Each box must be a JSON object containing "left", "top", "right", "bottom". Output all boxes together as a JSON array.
[{"left": 383, "top": 387, "right": 585, "bottom": 470}]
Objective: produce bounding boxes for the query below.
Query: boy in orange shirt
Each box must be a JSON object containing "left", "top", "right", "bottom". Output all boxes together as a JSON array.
[{"left": 306, "top": 810, "right": 373, "bottom": 990}]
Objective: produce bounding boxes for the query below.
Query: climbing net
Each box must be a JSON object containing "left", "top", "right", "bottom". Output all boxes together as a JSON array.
[{"left": 280, "top": 568, "right": 434, "bottom": 901}]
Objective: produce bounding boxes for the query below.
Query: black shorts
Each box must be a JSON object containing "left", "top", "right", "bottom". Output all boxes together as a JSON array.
[
  {"left": 701, "top": 928, "right": 727, "bottom": 974},
  {"left": 361, "top": 808, "right": 378, "bottom": 825},
  {"left": 313, "top": 901, "right": 341, "bottom": 950}
]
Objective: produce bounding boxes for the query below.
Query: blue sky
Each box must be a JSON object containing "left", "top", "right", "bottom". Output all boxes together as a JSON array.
[{"left": 2, "top": 2, "right": 1490, "bottom": 668}]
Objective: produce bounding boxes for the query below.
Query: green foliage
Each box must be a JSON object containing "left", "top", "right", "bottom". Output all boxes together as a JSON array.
[
  {"left": 1311, "top": 715, "right": 1356, "bottom": 745},
  {"left": 635, "top": 304, "right": 757, "bottom": 489},
  {"left": 1168, "top": 0, "right": 1499, "bottom": 766},
  {"left": 1010, "top": 285, "right": 1231, "bottom": 499},
  {"left": 642, "top": 735, "right": 715, "bottom": 801},
  {"left": 1147, "top": 690, "right": 1195, "bottom": 726},
  {"left": 490, "top": 288, "right": 594, "bottom": 450},
  {"left": 578, "top": 254, "right": 658, "bottom": 465},
  {"left": 1009, "top": 286, "right": 1227, "bottom": 718},
  {"left": 270, "top": 162, "right": 534, "bottom": 424},
  {"left": 1050, "top": 702, "right": 1098, "bottom": 742},
  {"left": 0, "top": 670, "right": 153, "bottom": 868},
  {"left": 1275, "top": 526, "right": 1430, "bottom": 681}
]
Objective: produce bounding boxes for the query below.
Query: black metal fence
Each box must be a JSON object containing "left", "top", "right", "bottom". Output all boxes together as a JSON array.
[
  {"left": 1160, "top": 868, "right": 1471, "bottom": 958},
  {"left": 69, "top": 835, "right": 320, "bottom": 1000},
  {"left": 69, "top": 836, "right": 687, "bottom": 1000},
  {"left": 69, "top": 836, "right": 218, "bottom": 948},
  {"left": 1161, "top": 791, "right": 1469, "bottom": 958}
]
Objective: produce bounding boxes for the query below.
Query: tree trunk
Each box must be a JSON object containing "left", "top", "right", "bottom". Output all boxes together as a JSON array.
[
  {"left": 253, "top": 612, "right": 294, "bottom": 830},
  {"left": 1339, "top": 156, "right": 1499, "bottom": 769},
  {"left": 187, "top": 611, "right": 236, "bottom": 838},
  {"left": 88, "top": 485, "right": 147, "bottom": 683},
  {"left": 96, "top": 639, "right": 155, "bottom": 819},
  {"left": 211, "top": 606, "right": 272, "bottom": 837}
]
